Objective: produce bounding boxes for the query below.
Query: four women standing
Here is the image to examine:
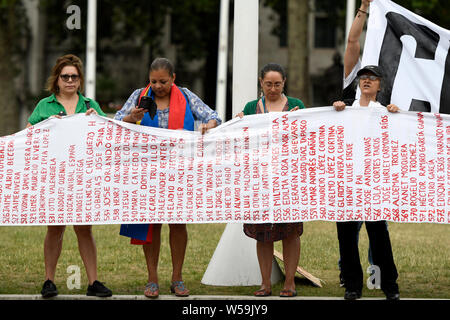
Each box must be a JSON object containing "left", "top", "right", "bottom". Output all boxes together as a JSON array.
[{"left": 24, "top": 50, "right": 401, "bottom": 299}]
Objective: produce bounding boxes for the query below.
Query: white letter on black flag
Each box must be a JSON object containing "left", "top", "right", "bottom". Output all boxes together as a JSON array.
[{"left": 361, "top": 0, "right": 450, "bottom": 113}]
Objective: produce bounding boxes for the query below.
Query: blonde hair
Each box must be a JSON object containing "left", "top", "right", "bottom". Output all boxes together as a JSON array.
[{"left": 45, "top": 54, "right": 84, "bottom": 94}]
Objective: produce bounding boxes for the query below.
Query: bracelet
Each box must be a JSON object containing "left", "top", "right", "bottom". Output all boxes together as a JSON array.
[{"left": 357, "top": 8, "right": 368, "bottom": 15}]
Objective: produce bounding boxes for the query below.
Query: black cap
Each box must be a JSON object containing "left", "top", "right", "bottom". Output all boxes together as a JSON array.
[{"left": 357, "top": 65, "right": 383, "bottom": 78}]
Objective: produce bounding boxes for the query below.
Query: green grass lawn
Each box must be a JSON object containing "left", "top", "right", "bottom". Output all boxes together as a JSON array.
[{"left": 0, "top": 222, "right": 448, "bottom": 298}]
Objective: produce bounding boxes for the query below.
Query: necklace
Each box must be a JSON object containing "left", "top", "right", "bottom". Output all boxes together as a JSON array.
[{"left": 262, "top": 94, "right": 287, "bottom": 112}]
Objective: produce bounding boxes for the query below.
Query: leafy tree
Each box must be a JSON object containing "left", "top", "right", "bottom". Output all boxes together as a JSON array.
[
  {"left": 396, "top": 0, "right": 450, "bottom": 28},
  {"left": 40, "top": 0, "right": 220, "bottom": 109},
  {"left": 0, "top": 0, "right": 30, "bottom": 135},
  {"left": 1, "top": 0, "right": 222, "bottom": 135},
  {"left": 286, "top": 0, "right": 310, "bottom": 104}
]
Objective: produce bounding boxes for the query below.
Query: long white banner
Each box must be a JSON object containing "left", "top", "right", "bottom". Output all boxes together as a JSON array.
[{"left": 0, "top": 107, "right": 449, "bottom": 225}]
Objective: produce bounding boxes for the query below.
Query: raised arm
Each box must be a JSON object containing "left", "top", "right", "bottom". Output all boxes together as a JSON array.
[{"left": 344, "top": 0, "right": 372, "bottom": 78}]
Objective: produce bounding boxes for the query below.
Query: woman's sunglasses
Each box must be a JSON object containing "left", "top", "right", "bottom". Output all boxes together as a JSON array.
[{"left": 60, "top": 74, "right": 80, "bottom": 82}]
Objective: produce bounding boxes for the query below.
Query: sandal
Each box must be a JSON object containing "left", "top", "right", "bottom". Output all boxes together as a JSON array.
[
  {"left": 254, "top": 288, "right": 272, "bottom": 297},
  {"left": 170, "top": 281, "right": 190, "bottom": 297},
  {"left": 279, "top": 289, "right": 297, "bottom": 297},
  {"left": 144, "top": 282, "right": 159, "bottom": 299}
]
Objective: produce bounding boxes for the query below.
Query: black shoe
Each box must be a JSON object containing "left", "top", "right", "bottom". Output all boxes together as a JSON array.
[
  {"left": 344, "top": 290, "right": 362, "bottom": 300},
  {"left": 41, "top": 279, "right": 58, "bottom": 298},
  {"left": 385, "top": 292, "right": 400, "bottom": 300},
  {"left": 87, "top": 280, "right": 112, "bottom": 297}
]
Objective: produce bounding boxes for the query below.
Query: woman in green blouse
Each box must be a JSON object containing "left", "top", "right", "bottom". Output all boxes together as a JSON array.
[
  {"left": 27, "top": 54, "right": 111, "bottom": 298},
  {"left": 237, "top": 63, "right": 305, "bottom": 297}
]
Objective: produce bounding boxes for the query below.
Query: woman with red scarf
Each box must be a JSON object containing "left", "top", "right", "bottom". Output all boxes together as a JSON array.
[{"left": 115, "top": 57, "right": 221, "bottom": 298}]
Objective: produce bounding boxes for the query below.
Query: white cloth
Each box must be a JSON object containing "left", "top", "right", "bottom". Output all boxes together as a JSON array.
[
  {"left": 1, "top": 109, "right": 449, "bottom": 226},
  {"left": 361, "top": 0, "right": 450, "bottom": 112},
  {"left": 201, "top": 223, "right": 283, "bottom": 286},
  {"left": 344, "top": 59, "right": 361, "bottom": 90},
  {"left": 351, "top": 100, "right": 383, "bottom": 108}
]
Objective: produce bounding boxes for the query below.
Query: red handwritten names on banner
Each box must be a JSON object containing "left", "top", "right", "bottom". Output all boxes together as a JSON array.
[{"left": 0, "top": 110, "right": 449, "bottom": 225}]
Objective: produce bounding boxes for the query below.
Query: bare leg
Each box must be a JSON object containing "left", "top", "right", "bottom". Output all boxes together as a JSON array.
[
  {"left": 256, "top": 240, "right": 274, "bottom": 291},
  {"left": 168, "top": 224, "right": 188, "bottom": 282},
  {"left": 143, "top": 224, "right": 162, "bottom": 284},
  {"left": 281, "top": 234, "right": 300, "bottom": 291},
  {"left": 73, "top": 225, "right": 98, "bottom": 285},
  {"left": 44, "top": 226, "right": 66, "bottom": 281}
]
